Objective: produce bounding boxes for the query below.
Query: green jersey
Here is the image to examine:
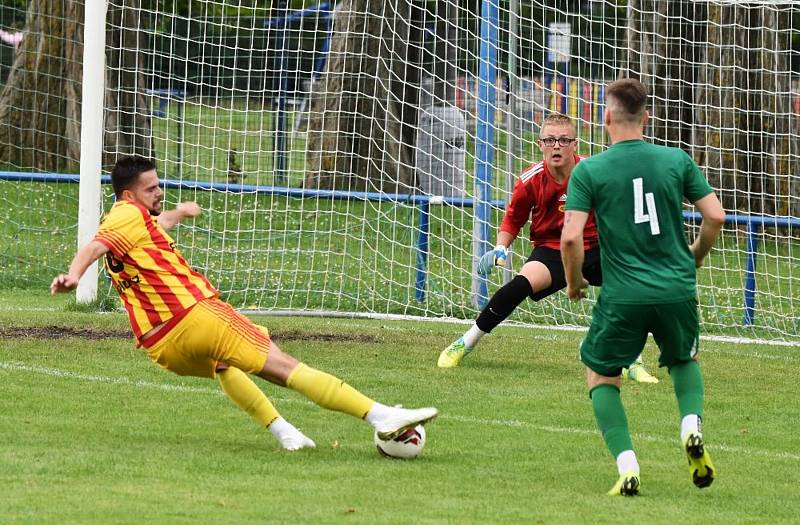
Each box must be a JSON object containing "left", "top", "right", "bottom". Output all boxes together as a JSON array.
[{"left": 565, "top": 139, "right": 713, "bottom": 304}]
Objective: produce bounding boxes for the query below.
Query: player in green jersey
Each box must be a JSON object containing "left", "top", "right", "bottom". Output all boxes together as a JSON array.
[{"left": 560, "top": 78, "right": 726, "bottom": 496}]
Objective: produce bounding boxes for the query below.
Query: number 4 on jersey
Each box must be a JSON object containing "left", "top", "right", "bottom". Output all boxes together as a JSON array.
[{"left": 633, "top": 178, "right": 660, "bottom": 235}]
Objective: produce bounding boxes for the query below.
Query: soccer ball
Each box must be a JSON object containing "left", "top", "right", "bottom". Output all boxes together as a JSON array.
[{"left": 373, "top": 425, "right": 426, "bottom": 459}]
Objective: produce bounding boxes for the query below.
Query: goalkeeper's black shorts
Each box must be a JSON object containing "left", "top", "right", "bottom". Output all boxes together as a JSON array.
[{"left": 524, "top": 245, "right": 602, "bottom": 301}]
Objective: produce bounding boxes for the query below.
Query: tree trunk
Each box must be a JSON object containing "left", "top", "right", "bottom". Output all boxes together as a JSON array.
[
  {"left": 432, "top": 0, "right": 457, "bottom": 106},
  {"left": 103, "top": 0, "right": 153, "bottom": 170},
  {"left": 0, "top": 0, "right": 152, "bottom": 173},
  {"left": 627, "top": 1, "right": 798, "bottom": 217},
  {"left": 625, "top": 0, "right": 706, "bottom": 149},
  {"left": 695, "top": 4, "right": 797, "bottom": 217},
  {"left": 0, "top": 0, "right": 81, "bottom": 171},
  {"left": 305, "top": 0, "right": 419, "bottom": 192}
]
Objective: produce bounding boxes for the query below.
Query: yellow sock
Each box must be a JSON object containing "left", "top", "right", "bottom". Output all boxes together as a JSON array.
[
  {"left": 218, "top": 367, "right": 280, "bottom": 427},
  {"left": 286, "top": 363, "right": 374, "bottom": 419}
]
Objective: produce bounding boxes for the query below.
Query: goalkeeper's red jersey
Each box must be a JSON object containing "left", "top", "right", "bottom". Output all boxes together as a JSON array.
[
  {"left": 94, "top": 200, "right": 218, "bottom": 343},
  {"left": 500, "top": 155, "right": 598, "bottom": 250}
]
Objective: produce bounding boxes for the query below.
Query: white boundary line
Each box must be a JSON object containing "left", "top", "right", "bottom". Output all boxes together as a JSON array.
[{"left": 2, "top": 360, "right": 798, "bottom": 463}]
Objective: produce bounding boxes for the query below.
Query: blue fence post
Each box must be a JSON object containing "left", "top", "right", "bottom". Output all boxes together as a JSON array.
[
  {"left": 415, "top": 200, "right": 431, "bottom": 302},
  {"left": 473, "top": 0, "right": 499, "bottom": 310},
  {"left": 743, "top": 220, "right": 759, "bottom": 326}
]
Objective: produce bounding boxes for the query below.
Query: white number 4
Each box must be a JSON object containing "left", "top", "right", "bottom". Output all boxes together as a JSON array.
[{"left": 633, "top": 178, "right": 660, "bottom": 235}]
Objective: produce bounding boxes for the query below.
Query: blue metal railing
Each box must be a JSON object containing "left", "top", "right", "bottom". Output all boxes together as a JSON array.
[{"left": 4, "top": 171, "right": 798, "bottom": 326}]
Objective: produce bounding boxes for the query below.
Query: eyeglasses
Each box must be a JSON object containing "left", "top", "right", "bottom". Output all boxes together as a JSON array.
[{"left": 540, "top": 137, "right": 576, "bottom": 147}]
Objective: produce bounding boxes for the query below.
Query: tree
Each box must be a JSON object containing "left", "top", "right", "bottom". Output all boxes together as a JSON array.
[
  {"left": 695, "top": 3, "right": 797, "bottom": 218},
  {"left": 304, "top": 0, "right": 423, "bottom": 192},
  {"left": 626, "top": 0, "right": 798, "bottom": 217},
  {"left": 104, "top": 0, "right": 153, "bottom": 168},
  {"left": 0, "top": 0, "right": 152, "bottom": 173}
]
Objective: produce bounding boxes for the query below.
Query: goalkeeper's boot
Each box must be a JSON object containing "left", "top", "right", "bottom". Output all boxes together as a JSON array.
[
  {"left": 373, "top": 406, "right": 438, "bottom": 440},
  {"left": 607, "top": 470, "right": 641, "bottom": 497},
  {"left": 684, "top": 432, "right": 715, "bottom": 488},
  {"left": 437, "top": 337, "right": 473, "bottom": 368},
  {"left": 623, "top": 363, "right": 659, "bottom": 384}
]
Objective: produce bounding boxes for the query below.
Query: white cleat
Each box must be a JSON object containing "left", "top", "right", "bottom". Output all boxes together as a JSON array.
[
  {"left": 270, "top": 417, "right": 316, "bottom": 451},
  {"left": 373, "top": 406, "right": 438, "bottom": 441},
  {"left": 279, "top": 431, "right": 316, "bottom": 451}
]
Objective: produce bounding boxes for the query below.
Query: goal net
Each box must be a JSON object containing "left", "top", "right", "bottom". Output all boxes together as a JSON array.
[{"left": 1, "top": 0, "right": 798, "bottom": 343}]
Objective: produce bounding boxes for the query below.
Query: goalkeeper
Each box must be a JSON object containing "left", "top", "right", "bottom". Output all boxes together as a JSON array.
[
  {"left": 437, "top": 114, "right": 656, "bottom": 383},
  {"left": 52, "top": 156, "right": 437, "bottom": 452}
]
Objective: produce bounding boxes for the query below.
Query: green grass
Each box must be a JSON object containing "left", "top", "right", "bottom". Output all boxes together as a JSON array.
[{"left": 1, "top": 290, "right": 799, "bottom": 524}]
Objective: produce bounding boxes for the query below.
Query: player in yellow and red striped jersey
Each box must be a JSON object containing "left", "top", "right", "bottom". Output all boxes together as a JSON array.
[
  {"left": 94, "top": 197, "right": 218, "bottom": 341},
  {"left": 52, "top": 156, "right": 437, "bottom": 450}
]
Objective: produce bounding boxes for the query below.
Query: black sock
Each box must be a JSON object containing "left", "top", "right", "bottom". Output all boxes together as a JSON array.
[{"left": 475, "top": 275, "right": 533, "bottom": 333}]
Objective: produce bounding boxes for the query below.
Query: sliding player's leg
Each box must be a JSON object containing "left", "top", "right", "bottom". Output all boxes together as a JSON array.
[
  {"left": 142, "top": 301, "right": 314, "bottom": 450},
  {"left": 216, "top": 363, "right": 315, "bottom": 450},
  {"left": 259, "top": 342, "right": 437, "bottom": 440},
  {"left": 189, "top": 299, "right": 438, "bottom": 441}
]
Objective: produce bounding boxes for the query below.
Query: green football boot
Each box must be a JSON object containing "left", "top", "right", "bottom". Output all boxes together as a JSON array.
[
  {"left": 607, "top": 470, "right": 641, "bottom": 497},
  {"left": 684, "top": 432, "right": 716, "bottom": 488},
  {"left": 437, "top": 337, "right": 473, "bottom": 368}
]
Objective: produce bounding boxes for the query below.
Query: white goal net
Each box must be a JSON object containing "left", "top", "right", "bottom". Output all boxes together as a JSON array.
[{"left": 0, "top": 0, "right": 798, "bottom": 343}]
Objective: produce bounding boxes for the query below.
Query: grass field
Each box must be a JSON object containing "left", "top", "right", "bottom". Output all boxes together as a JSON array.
[{"left": 1, "top": 290, "right": 799, "bottom": 524}]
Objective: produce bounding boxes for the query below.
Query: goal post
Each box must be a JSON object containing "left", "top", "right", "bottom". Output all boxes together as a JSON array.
[
  {"left": 76, "top": 0, "right": 108, "bottom": 304},
  {"left": 1, "top": 0, "right": 799, "bottom": 344}
]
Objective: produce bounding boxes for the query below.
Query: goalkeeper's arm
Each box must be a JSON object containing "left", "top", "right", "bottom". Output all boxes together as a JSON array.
[{"left": 477, "top": 231, "right": 515, "bottom": 276}]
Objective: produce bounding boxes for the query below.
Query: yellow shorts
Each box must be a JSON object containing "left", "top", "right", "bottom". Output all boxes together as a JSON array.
[{"left": 144, "top": 298, "right": 270, "bottom": 379}]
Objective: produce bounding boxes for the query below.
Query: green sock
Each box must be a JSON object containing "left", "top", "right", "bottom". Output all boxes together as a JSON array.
[
  {"left": 590, "top": 384, "right": 633, "bottom": 458},
  {"left": 669, "top": 360, "right": 704, "bottom": 418}
]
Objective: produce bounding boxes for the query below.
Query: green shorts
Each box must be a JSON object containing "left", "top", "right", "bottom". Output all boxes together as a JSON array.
[{"left": 580, "top": 295, "right": 700, "bottom": 377}]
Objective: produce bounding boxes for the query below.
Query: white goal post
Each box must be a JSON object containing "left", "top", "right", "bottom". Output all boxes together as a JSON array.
[{"left": 76, "top": 0, "right": 108, "bottom": 304}]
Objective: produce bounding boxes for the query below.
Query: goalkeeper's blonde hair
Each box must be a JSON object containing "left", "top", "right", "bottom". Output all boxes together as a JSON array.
[{"left": 541, "top": 113, "right": 575, "bottom": 133}]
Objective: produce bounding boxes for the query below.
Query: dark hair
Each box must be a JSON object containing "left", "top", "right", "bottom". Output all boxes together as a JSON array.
[
  {"left": 111, "top": 156, "right": 156, "bottom": 198},
  {"left": 606, "top": 78, "right": 648, "bottom": 121}
]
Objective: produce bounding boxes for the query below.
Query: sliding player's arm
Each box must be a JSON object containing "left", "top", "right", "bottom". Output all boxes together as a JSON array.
[
  {"left": 157, "top": 201, "right": 202, "bottom": 231},
  {"left": 50, "top": 240, "right": 110, "bottom": 294}
]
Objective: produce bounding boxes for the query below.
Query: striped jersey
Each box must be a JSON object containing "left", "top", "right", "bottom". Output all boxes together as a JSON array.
[
  {"left": 94, "top": 200, "right": 218, "bottom": 341},
  {"left": 500, "top": 155, "right": 598, "bottom": 250}
]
